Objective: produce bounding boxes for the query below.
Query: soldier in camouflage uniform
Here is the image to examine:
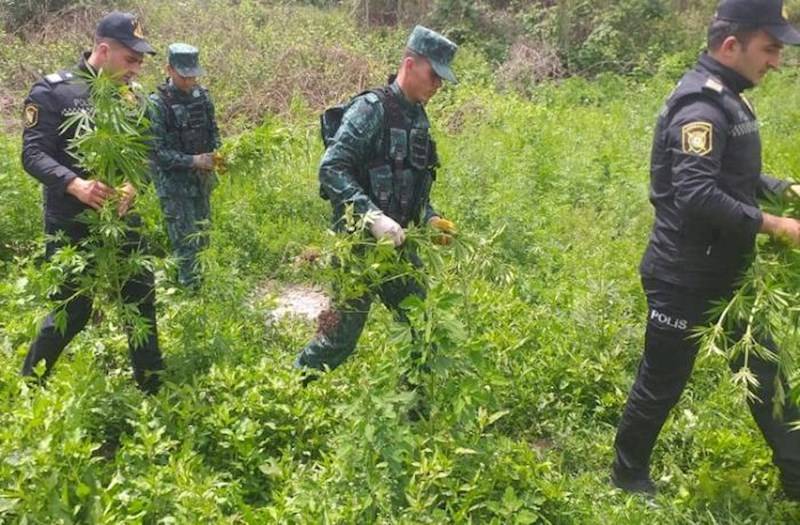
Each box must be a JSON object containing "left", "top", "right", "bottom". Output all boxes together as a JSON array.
[
  {"left": 149, "top": 43, "right": 220, "bottom": 288},
  {"left": 294, "top": 26, "right": 459, "bottom": 402}
]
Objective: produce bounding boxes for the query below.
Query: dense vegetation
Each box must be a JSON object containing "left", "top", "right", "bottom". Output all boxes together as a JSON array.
[{"left": 2, "top": 0, "right": 800, "bottom": 523}]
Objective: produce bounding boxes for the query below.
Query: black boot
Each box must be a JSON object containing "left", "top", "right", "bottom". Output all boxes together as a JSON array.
[
  {"left": 134, "top": 368, "right": 162, "bottom": 395},
  {"left": 611, "top": 465, "right": 656, "bottom": 495}
]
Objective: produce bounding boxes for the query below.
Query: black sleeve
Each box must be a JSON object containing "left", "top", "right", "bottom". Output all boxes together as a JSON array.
[
  {"left": 668, "top": 98, "right": 762, "bottom": 238},
  {"left": 759, "top": 173, "right": 790, "bottom": 198},
  {"left": 21, "top": 84, "right": 78, "bottom": 194}
]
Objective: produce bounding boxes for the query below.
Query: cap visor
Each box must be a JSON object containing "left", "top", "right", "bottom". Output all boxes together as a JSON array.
[
  {"left": 175, "top": 66, "right": 204, "bottom": 77},
  {"left": 125, "top": 38, "right": 156, "bottom": 55},
  {"left": 431, "top": 61, "right": 457, "bottom": 83},
  {"left": 765, "top": 22, "right": 800, "bottom": 45}
]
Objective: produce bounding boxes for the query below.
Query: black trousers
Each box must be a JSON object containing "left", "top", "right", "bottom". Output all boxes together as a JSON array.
[
  {"left": 21, "top": 216, "right": 164, "bottom": 393},
  {"left": 614, "top": 277, "right": 800, "bottom": 494}
]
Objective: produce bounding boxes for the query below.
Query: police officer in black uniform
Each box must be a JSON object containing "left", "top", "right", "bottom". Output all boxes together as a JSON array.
[
  {"left": 20, "top": 12, "right": 164, "bottom": 393},
  {"left": 612, "top": 0, "right": 800, "bottom": 498}
]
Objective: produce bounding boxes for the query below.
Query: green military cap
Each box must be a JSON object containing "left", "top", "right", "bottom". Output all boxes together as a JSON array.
[
  {"left": 168, "top": 43, "right": 204, "bottom": 77},
  {"left": 406, "top": 25, "right": 458, "bottom": 83}
]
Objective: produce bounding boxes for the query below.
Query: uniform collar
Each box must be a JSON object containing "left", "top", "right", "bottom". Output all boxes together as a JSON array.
[
  {"left": 389, "top": 80, "right": 418, "bottom": 113},
  {"left": 77, "top": 51, "right": 95, "bottom": 75},
  {"left": 697, "top": 53, "right": 754, "bottom": 94}
]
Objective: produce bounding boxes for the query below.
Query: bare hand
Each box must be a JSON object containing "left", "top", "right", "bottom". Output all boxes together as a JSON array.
[
  {"left": 66, "top": 177, "right": 113, "bottom": 210},
  {"left": 761, "top": 213, "right": 800, "bottom": 245},
  {"left": 192, "top": 153, "right": 214, "bottom": 171},
  {"left": 117, "top": 182, "right": 137, "bottom": 216}
]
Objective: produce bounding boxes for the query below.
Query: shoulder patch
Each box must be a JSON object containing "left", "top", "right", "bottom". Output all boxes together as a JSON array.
[
  {"left": 23, "top": 104, "right": 39, "bottom": 128},
  {"left": 703, "top": 78, "right": 723, "bottom": 94},
  {"left": 44, "top": 71, "right": 73, "bottom": 85},
  {"left": 363, "top": 92, "right": 380, "bottom": 104},
  {"left": 681, "top": 121, "right": 713, "bottom": 156}
]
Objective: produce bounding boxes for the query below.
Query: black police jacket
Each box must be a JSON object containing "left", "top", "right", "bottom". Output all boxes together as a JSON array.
[
  {"left": 22, "top": 53, "right": 94, "bottom": 222},
  {"left": 640, "top": 53, "right": 789, "bottom": 289}
]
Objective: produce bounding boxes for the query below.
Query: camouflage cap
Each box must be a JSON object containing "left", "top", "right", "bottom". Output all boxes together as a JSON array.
[
  {"left": 168, "top": 43, "right": 204, "bottom": 77},
  {"left": 406, "top": 25, "right": 458, "bottom": 83}
]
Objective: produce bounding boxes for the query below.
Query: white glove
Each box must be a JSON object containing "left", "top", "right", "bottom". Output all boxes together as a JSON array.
[{"left": 369, "top": 212, "right": 405, "bottom": 247}]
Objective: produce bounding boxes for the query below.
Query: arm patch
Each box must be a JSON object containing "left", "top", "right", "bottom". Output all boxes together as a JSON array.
[
  {"left": 681, "top": 121, "right": 713, "bottom": 156},
  {"left": 23, "top": 104, "right": 39, "bottom": 128}
]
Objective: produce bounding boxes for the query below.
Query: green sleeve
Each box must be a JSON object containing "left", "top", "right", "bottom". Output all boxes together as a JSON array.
[{"left": 319, "top": 96, "right": 383, "bottom": 216}]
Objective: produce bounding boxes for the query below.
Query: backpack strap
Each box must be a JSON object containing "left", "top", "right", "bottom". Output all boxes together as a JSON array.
[
  {"left": 371, "top": 86, "right": 412, "bottom": 223},
  {"left": 369, "top": 86, "right": 402, "bottom": 171},
  {"left": 156, "top": 83, "right": 178, "bottom": 131}
]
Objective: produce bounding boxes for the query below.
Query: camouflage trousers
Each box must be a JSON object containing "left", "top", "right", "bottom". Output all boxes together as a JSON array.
[
  {"left": 294, "top": 253, "right": 427, "bottom": 375},
  {"left": 160, "top": 192, "right": 211, "bottom": 287}
]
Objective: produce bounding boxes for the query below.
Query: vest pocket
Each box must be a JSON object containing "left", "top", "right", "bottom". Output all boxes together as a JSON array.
[
  {"left": 368, "top": 164, "right": 394, "bottom": 210},
  {"left": 171, "top": 104, "right": 189, "bottom": 127},
  {"left": 409, "top": 128, "right": 430, "bottom": 170},
  {"left": 389, "top": 128, "right": 407, "bottom": 161},
  {"left": 397, "top": 168, "right": 416, "bottom": 216}
]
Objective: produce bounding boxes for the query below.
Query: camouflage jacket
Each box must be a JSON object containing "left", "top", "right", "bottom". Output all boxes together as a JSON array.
[
  {"left": 320, "top": 81, "right": 439, "bottom": 230},
  {"left": 148, "top": 80, "right": 220, "bottom": 198}
]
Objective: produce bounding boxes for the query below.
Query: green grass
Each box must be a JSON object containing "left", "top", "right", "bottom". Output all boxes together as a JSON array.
[{"left": 2, "top": 1, "right": 800, "bottom": 523}]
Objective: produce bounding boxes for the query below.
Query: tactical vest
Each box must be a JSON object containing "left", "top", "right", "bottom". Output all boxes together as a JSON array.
[
  {"left": 157, "top": 84, "right": 214, "bottom": 155},
  {"left": 321, "top": 85, "right": 439, "bottom": 227}
]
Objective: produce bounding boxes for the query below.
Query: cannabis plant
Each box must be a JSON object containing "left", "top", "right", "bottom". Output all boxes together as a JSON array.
[
  {"left": 697, "top": 196, "right": 800, "bottom": 420},
  {"left": 47, "top": 68, "right": 156, "bottom": 348}
]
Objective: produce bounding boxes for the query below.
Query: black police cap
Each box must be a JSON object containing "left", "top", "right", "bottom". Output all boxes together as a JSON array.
[
  {"left": 716, "top": 0, "right": 800, "bottom": 44},
  {"left": 95, "top": 11, "right": 156, "bottom": 55}
]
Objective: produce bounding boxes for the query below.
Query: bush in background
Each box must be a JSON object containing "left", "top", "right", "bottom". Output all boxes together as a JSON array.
[{"left": 0, "top": 0, "right": 108, "bottom": 32}]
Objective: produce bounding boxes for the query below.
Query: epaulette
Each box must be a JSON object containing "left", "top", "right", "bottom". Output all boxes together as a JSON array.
[
  {"left": 702, "top": 77, "right": 724, "bottom": 94},
  {"left": 44, "top": 71, "right": 74, "bottom": 85}
]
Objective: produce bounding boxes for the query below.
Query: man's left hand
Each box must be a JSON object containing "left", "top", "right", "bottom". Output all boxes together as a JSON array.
[{"left": 117, "top": 182, "right": 137, "bottom": 216}]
